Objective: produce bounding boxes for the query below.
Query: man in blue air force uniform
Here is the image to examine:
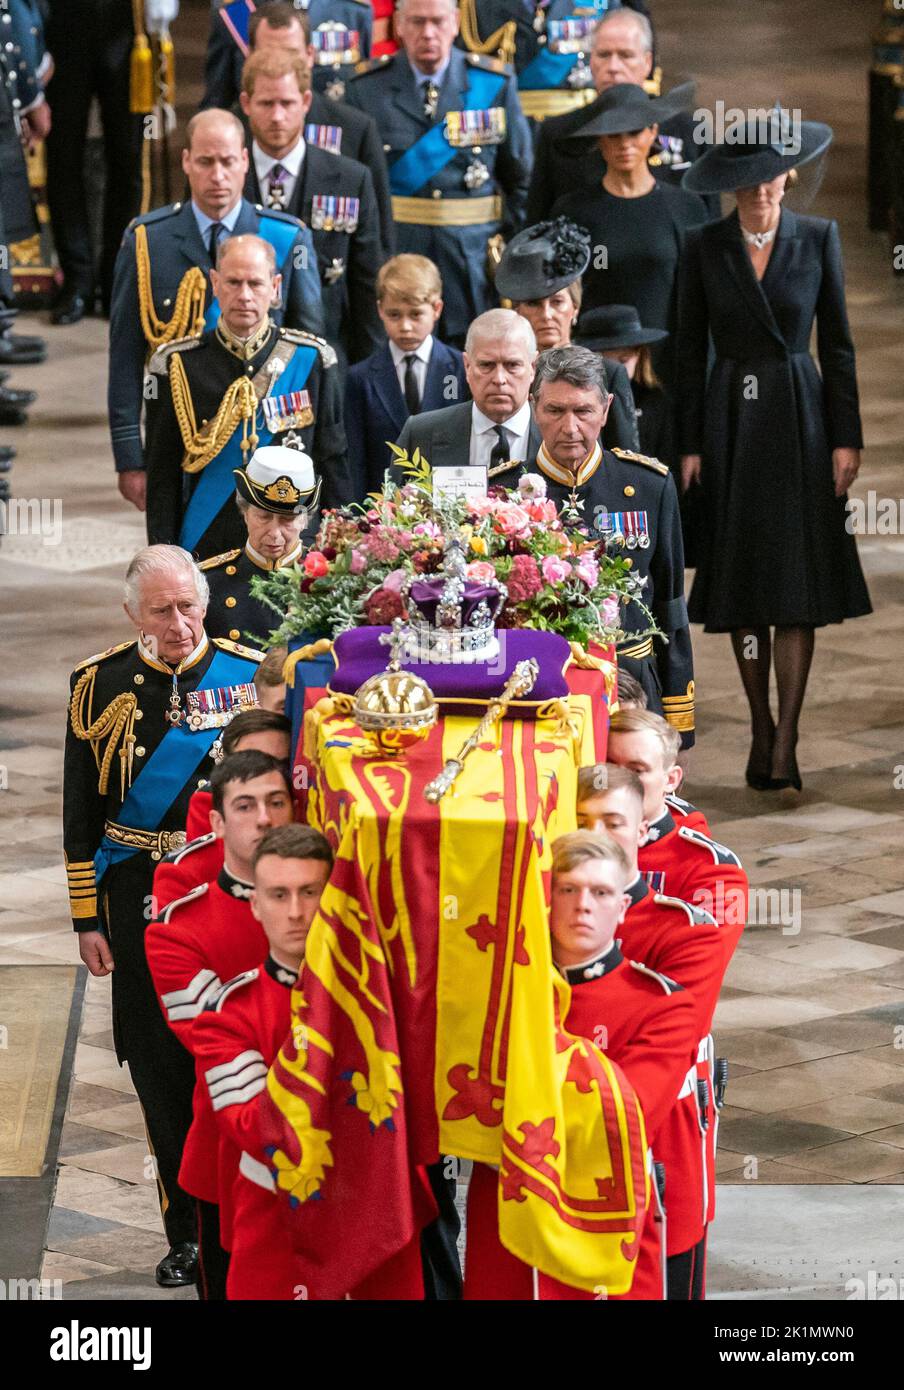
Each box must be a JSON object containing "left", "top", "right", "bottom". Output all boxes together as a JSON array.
[
  {"left": 207, "top": 0, "right": 373, "bottom": 103},
  {"left": 63, "top": 544, "right": 263, "bottom": 1289},
  {"left": 344, "top": 0, "right": 533, "bottom": 347},
  {"left": 108, "top": 107, "right": 324, "bottom": 516},
  {"left": 144, "top": 234, "right": 352, "bottom": 562}
]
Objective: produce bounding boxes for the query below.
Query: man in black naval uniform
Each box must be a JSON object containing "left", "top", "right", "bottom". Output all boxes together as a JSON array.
[
  {"left": 241, "top": 48, "right": 383, "bottom": 368},
  {"left": 526, "top": 8, "right": 715, "bottom": 222},
  {"left": 200, "top": 442, "right": 316, "bottom": 646},
  {"left": 63, "top": 544, "right": 264, "bottom": 1287},
  {"left": 344, "top": 0, "right": 533, "bottom": 348},
  {"left": 203, "top": 0, "right": 395, "bottom": 255},
  {"left": 108, "top": 107, "right": 324, "bottom": 514},
  {"left": 144, "top": 234, "right": 352, "bottom": 562},
  {"left": 526, "top": 344, "right": 694, "bottom": 748}
]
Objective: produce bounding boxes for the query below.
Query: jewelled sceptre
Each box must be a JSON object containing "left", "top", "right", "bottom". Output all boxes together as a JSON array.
[{"left": 423, "top": 658, "right": 539, "bottom": 803}]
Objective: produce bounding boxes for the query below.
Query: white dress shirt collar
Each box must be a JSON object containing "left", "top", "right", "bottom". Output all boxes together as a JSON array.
[{"left": 252, "top": 136, "right": 306, "bottom": 186}]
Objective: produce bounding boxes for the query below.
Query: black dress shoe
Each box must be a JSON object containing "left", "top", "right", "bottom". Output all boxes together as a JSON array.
[
  {"left": 0, "top": 337, "right": 46, "bottom": 366},
  {"left": 0, "top": 444, "right": 15, "bottom": 463},
  {"left": 155, "top": 1241, "right": 199, "bottom": 1287},
  {"left": 0, "top": 384, "right": 36, "bottom": 408},
  {"left": 51, "top": 292, "right": 88, "bottom": 326},
  {"left": 0, "top": 404, "right": 27, "bottom": 426}
]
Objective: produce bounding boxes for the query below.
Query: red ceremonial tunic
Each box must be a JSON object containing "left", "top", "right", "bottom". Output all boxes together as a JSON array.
[
  {"left": 665, "top": 791, "right": 710, "bottom": 834},
  {"left": 619, "top": 878, "right": 725, "bottom": 1257},
  {"left": 464, "top": 945, "right": 698, "bottom": 1302},
  {"left": 638, "top": 808, "right": 748, "bottom": 969},
  {"left": 153, "top": 828, "right": 224, "bottom": 911},
  {"left": 145, "top": 867, "right": 264, "bottom": 1247},
  {"left": 192, "top": 957, "right": 425, "bottom": 1301}
]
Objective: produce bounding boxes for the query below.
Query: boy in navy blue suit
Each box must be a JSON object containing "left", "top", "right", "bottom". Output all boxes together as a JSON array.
[{"left": 345, "top": 255, "right": 468, "bottom": 498}]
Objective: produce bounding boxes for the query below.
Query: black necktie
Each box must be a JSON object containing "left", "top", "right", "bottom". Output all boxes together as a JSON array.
[
  {"left": 489, "top": 424, "right": 511, "bottom": 471},
  {"left": 422, "top": 78, "right": 438, "bottom": 117},
  {"left": 403, "top": 354, "right": 421, "bottom": 415},
  {"left": 207, "top": 221, "right": 224, "bottom": 265}
]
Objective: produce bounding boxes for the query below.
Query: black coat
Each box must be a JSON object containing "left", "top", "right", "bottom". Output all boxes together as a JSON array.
[
  {"left": 676, "top": 209, "right": 871, "bottom": 631},
  {"left": 245, "top": 144, "right": 384, "bottom": 368}
]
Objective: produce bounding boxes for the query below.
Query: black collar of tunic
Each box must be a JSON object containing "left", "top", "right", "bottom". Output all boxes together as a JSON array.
[
  {"left": 218, "top": 865, "right": 254, "bottom": 900},
  {"left": 265, "top": 953, "right": 299, "bottom": 989},
  {"left": 559, "top": 940, "right": 623, "bottom": 985}
]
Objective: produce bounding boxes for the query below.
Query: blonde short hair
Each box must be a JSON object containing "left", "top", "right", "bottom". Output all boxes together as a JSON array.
[
  {"left": 609, "top": 707, "right": 681, "bottom": 766},
  {"left": 577, "top": 763, "right": 644, "bottom": 807},
  {"left": 551, "top": 830, "right": 629, "bottom": 879},
  {"left": 377, "top": 254, "right": 443, "bottom": 305}
]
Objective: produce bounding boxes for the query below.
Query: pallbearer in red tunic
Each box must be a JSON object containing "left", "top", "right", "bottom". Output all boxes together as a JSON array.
[
  {"left": 153, "top": 708, "right": 293, "bottom": 910},
  {"left": 464, "top": 833, "right": 698, "bottom": 1301},
  {"left": 146, "top": 751, "right": 294, "bottom": 1299},
  {"left": 577, "top": 762, "right": 736, "bottom": 1299}
]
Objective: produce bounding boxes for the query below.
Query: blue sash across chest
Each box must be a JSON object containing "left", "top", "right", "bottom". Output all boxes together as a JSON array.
[
  {"left": 93, "top": 648, "right": 259, "bottom": 883},
  {"left": 389, "top": 67, "right": 506, "bottom": 197},
  {"left": 178, "top": 344, "right": 318, "bottom": 554}
]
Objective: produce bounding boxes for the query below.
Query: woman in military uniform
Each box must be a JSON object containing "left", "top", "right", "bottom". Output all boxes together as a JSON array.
[{"left": 676, "top": 116, "right": 871, "bottom": 791}]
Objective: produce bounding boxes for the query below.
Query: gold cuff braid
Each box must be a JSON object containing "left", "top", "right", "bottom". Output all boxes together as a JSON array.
[
  {"left": 69, "top": 666, "right": 139, "bottom": 798},
  {"left": 135, "top": 223, "right": 207, "bottom": 350},
  {"left": 169, "top": 351, "right": 260, "bottom": 474}
]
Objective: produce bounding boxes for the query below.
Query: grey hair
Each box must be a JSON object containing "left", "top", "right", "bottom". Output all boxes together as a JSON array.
[
  {"left": 124, "top": 544, "right": 210, "bottom": 615},
  {"left": 464, "top": 308, "right": 536, "bottom": 358},
  {"left": 593, "top": 7, "right": 653, "bottom": 54},
  {"left": 235, "top": 490, "right": 251, "bottom": 514},
  {"left": 531, "top": 345, "right": 609, "bottom": 401},
  {"left": 216, "top": 233, "right": 277, "bottom": 272}
]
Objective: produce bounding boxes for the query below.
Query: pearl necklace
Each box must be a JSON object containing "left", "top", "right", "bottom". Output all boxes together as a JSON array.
[{"left": 740, "top": 223, "right": 778, "bottom": 250}]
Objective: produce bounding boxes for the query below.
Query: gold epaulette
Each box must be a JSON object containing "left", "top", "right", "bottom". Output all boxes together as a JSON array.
[
  {"left": 611, "top": 447, "right": 669, "bottom": 477},
  {"left": 74, "top": 639, "right": 137, "bottom": 673},
  {"left": 199, "top": 548, "right": 242, "bottom": 572},
  {"left": 148, "top": 336, "right": 201, "bottom": 375},
  {"left": 213, "top": 637, "right": 265, "bottom": 663},
  {"left": 352, "top": 55, "right": 391, "bottom": 77},
  {"left": 279, "top": 327, "right": 338, "bottom": 368}
]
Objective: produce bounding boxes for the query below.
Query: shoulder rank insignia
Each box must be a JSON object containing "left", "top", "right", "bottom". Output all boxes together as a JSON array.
[
  {"left": 161, "top": 831, "right": 218, "bottom": 865},
  {"left": 611, "top": 447, "right": 669, "bottom": 476},
  {"left": 466, "top": 52, "right": 510, "bottom": 75},
  {"left": 211, "top": 967, "right": 260, "bottom": 1011},
  {"left": 654, "top": 892, "right": 718, "bottom": 927},
  {"left": 129, "top": 203, "right": 182, "bottom": 234},
  {"left": 677, "top": 825, "right": 743, "bottom": 868},
  {"left": 148, "top": 336, "right": 202, "bottom": 375},
  {"left": 278, "top": 327, "right": 338, "bottom": 368},
  {"left": 159, "top": 881, "right": 209, "bottom": 923},
  {"left": 630, "top": 960, "right": 683, "bottom": 994},
  {"left": 665, "top": 792, "right": 696, "bottom": 815},
  {"left": 351, "top": 54, "right": 391, "bottom": 78},
  {"left": 74, "top": 639, "right": 137, "bottom": 672},
  {"left": 212, "top": 637, "right": 265, "bottom": 663},
  {"left": 199, "top": 549, "right": 243, "bottom": 572}
]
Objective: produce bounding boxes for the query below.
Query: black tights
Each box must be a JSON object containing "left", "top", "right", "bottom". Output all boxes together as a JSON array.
[{"left": 729, "top": 626, "right": 815, "bottom": 778}]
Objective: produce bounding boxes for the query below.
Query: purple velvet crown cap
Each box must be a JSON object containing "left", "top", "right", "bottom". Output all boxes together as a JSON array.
[{"left": 408, "top": 578, "right": 505, "bottom": 628}]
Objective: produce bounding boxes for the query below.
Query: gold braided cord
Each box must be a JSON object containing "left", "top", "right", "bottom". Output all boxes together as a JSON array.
[
  {"left": 459, "top": 0, "right": 517, "bottom": 66},
  {"left": 69, "top": 667, "right": 139, "bottom": 798},
  {"left": 134, "top": 224, "right": 208, "bottom": 349},
  {"left": 168, "top": 351, "right": 259, "bottom": 475}
]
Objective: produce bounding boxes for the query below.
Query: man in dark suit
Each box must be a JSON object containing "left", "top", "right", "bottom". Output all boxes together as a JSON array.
[
  {"left": 394, "top": 307, "right": 539, "bottom": 482},
  {"left": 241, "top": 48, "right": 383, "bottom": 370},
  {"left": 108, "top": 108, "right": 323, "bottom": 511},
  {"left": 526, "top": 8, "right": 714, "bottom": 222},
  {"left": 345, "top": 252, "right": 468, "bottom": 495},
  {"left": 203, "top": 0, "right": 394, "bottom": 255}
]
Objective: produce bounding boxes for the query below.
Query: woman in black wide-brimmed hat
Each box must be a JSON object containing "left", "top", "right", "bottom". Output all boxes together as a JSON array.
[
  {"left": 676, "top": 115, "right": 871, "bottom": 793},
  {"left": 549, "top": 83, "right": 709, "bottom": 386}
]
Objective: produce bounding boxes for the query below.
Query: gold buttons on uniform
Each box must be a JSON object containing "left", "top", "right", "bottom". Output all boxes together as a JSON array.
[
  {"left": 135, "top": 746, "right": 146, "bottom": 757},
  {"left": 624, "top": 485, "right": 635, "bottom": 497},
  {"left": 225, "top": 565, "right": 237, "bottom": 576},
  {"left": 134, "top": 673, "right": 144, "bottom": 685},
  {"left": 431, "top": 189, "right": 442, "bottom": 200},
  {"left": 225, "top": 596, "right": 237, "bottom": 608},
  {"left": 134, "top": 709, "right": 143, "bottom": 720},
  {"left": 624, "top": 559, "right": 632, "bottom": 569},
  {"left": 229, "top": 629, "right": 241, "bottom": 641}
]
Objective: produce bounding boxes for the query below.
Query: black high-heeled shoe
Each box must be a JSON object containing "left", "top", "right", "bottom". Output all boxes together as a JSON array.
[
  {"left": 745, "top": 729, "right": 775, "bottom": 790},
  {"left": 770, "top": 763, "right": 802, "bottom": 794}
]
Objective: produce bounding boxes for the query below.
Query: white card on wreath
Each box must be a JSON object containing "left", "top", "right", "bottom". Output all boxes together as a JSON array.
[{"left": 432, "top": 465, "right": 488, "bottom": 504}]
